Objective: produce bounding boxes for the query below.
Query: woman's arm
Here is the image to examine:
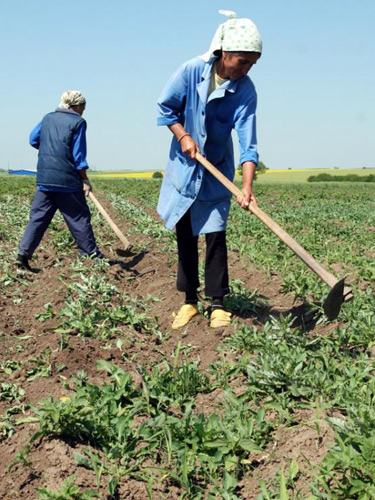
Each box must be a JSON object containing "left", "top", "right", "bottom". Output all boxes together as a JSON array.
[
  {"left": 29, "top": 122, "right": 42, "bottom": 150},
  {"left": 168, "top": 123, "right": 200, "bottom": 160},
  {"left": 238, "top": 161, "right": 257, "bottom": 208},
  {"left": 234, "top": 87, "right": 259, "bottom": 209}
]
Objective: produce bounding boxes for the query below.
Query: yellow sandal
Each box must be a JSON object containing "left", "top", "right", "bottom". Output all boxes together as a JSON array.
[
  {"left": 172, "top": 304, "right": 199, "bottom": 329},
  {"left": 210, "top": 309, "right": 231, "bottom": 328}
]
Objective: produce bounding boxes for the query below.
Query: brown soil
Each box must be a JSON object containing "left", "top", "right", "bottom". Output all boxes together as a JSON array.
[{"left": 0, "top": 193, "right": 337, "bottom": 499}]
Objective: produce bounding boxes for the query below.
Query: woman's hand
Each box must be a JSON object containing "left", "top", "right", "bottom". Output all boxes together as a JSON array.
[
  {"left": 82, "top": 179, "right": 93, "bottom": 196},
  {"left": 180, "top": 135, "right": 200, "bottom": 160},
  {"left": 237, "top": 186, "right": 257, "bottom": 210}
]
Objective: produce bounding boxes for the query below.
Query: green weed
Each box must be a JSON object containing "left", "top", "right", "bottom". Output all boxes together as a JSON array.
[{"left": 36, "top": 475, "right": 101, "bottom": 499}]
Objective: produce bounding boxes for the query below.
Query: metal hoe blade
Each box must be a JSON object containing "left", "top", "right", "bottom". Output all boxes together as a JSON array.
[{"left": 323, "top": 278, "right": 346, "bottom": 321}]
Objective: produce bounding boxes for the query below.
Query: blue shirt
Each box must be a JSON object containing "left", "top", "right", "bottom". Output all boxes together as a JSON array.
[
  {"left": 156, "top": 56, "right": 259, "bottom": 235},
  {"left": 30, "top": 114, "right": 89, "bottom": 193}
]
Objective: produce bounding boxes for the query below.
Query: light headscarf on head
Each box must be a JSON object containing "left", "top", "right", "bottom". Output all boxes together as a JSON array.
[
  {"left": 201, "top": 10, "right": 262, "bottom": 62},
  {"left": 59, "top": 90, "right": 86, "bottom": 109}
]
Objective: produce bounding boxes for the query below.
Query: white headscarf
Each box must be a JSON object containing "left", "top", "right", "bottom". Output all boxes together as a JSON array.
[
  {"left": 201, "top": 10, "right": 262, "bottom": 62},
  {"left": 59, "top": 90, "right": 86, "bottom": 109}
]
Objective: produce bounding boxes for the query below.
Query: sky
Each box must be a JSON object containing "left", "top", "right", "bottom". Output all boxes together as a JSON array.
[{"left": 1, "top": 0, "right": 374, "bottom": 171}]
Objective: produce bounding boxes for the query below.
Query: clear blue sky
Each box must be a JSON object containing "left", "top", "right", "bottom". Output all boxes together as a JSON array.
[{"left": 1, "top": 0, "right": 374, "bottom": 170}]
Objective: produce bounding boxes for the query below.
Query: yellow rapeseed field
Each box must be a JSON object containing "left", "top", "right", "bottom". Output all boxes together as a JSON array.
[
  {"left": 266, "top": 168, "right": 317, "bottom": 173},
  {"left": 92, "top": 171, "right": 154, "bottom": 178}
]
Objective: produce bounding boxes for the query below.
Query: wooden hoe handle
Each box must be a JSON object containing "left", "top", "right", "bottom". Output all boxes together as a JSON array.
[
  {"left": 196, "top": 152, "right": 351, "bottom": 296},
  {"left": 88, "top": 191, "right": 130, "bottom": 250}
]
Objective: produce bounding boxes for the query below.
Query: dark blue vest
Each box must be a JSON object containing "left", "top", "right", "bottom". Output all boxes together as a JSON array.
[{"left": 36, "top": 109, "right": 85, "bottom": 190}]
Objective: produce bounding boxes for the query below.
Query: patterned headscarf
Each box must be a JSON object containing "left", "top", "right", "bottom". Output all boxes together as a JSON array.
[
  {"left": 201, "top": 10, "right": 262, "bottom": 62},
  {"left": 59, "top": 90, "right": 86, "bottom": 109}
]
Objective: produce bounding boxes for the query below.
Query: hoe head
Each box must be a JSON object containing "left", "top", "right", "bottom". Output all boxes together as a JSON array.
[
  {"left": 115, "top": 246, "right": 135, "bottom": 258},
  {"left": 323, "top": 278, "right": 353, "bottom": 321}
]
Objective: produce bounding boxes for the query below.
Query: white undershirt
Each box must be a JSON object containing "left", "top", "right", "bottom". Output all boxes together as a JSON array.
[{"left": 208, "top": 61, "right": 228, "bottom": 97}]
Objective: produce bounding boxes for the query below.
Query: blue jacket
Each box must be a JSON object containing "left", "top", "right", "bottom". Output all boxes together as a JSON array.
[
  {"left": 33, "top": 108, "right": 86, "bottom": 191},
  {"left": 157, "top": 56, "right": 259, "bottom": 235}
]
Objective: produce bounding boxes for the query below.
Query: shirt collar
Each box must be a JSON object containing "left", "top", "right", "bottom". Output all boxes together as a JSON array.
[
  {"left": 202, "top": 57, "right": 240, "bottom": 93},
  {"left": 55, "top": 107, "right": 81, "bottom": 116}
]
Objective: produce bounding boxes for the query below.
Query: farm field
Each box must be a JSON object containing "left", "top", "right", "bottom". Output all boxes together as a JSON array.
[{"left": 0, "top": 177, "right": 374, "bottom": 500}]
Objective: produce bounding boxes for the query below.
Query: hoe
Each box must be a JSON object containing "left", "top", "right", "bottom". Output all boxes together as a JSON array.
[
  {"left": 88, "top": 192, "right": 131, "bottom": 252},
  {"left": 196, "top": 152, "right": 353, "bottom": 320}
]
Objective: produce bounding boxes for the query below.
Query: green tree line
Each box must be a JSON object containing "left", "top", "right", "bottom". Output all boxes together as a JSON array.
[{"left": 308, "top": 173, "right": 375, "bottom": 183}]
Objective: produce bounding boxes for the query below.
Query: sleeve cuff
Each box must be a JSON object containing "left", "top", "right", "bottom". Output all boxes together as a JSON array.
[
  {"left": 76, "top": 163, "right": 89, "bottom": 171},
  {"left": 157, "top": 117, "right": 179, "bottom": 126},
  {"left": 240, "top": 151, "right": 259, "bottom": 166}
]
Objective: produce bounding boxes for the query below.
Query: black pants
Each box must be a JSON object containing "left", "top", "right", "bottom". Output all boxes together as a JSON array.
[{"left": 175, "top": 210, "right": 229, "bottom": 297}]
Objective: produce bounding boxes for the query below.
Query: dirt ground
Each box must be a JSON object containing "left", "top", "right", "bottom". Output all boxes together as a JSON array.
[{"left": 0, "top": 194, "right": 336, "bottom": 499}]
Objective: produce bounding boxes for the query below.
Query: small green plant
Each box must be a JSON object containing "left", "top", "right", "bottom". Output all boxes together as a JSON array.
[
  {"left": 1, "top": 359, "right": 20, "bottom": 375},
  {"left": 35, "top": 302, "right": 55, "bottom": 322},
  {"left": 25, "top": 348, "right": 53, "bottom": 381},
  {"left": 0, "top": 413, "right": 16, "bottom": 441},
  {"left": 225, "top": 279, "right": 267, "bottom": 316},
  {"left": 0, "top": 382, "right": 25, "bottom": 402},
  {"left": 36, "top": 475, "right": 101, "bottom": 499}
]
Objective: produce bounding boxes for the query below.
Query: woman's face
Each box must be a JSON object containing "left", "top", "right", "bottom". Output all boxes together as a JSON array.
[{"left": 220, "top": 51, "right": 261, "bottom": 80}]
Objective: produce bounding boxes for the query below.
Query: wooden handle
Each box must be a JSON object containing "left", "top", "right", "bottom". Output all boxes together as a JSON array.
[
  {"left": 196, "top": 152, "right": 350, "bottom": 293},
  {"left": 88, "top": 191, "right": 130, "bottom": 250}
]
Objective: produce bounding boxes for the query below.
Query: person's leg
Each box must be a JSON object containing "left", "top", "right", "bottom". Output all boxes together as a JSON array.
[
  {"left": 205, "top": 231, "right": 231, "bottom": 327},
  {"left": 172, "top": 211, "right": 199, "bottom": 329},
  {"left": 176, "top": 210, "right": 200, "bottom": 297},
  {"left": 205, "top": 231, "right": 229, "bottom": 298},
  {"left": 18, "top": 191, "right": 57, "bottom": 260},
  {"left": 55, "top": 191, "right": 101, "bottom": 256}
]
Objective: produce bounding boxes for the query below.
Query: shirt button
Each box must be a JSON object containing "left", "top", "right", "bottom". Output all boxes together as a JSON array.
[{"left": 201, "top": 111, "right": 205, "bottom": 116}]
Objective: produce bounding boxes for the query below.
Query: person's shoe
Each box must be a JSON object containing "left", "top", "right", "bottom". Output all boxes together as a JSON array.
[
  {"left": 16, "top": 254, "right": 31, "bottom": 271},
  {"left": 210, "top": 309, "right": 231, "bottom": 328},
  {"left": 172, "top": 304, "right": 199, "bottom": 329},
  {"left": 88, "top": 250, "right": 104, "bottom": 259}
]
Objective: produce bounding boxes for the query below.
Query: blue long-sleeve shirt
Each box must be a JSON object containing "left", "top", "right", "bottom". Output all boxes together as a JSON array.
[
  {"left": 157, "top": 56, "right": 259, "bottom": 235},
  {"left": 30, "top": 119, "right": 89, "bottom": 193}
]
